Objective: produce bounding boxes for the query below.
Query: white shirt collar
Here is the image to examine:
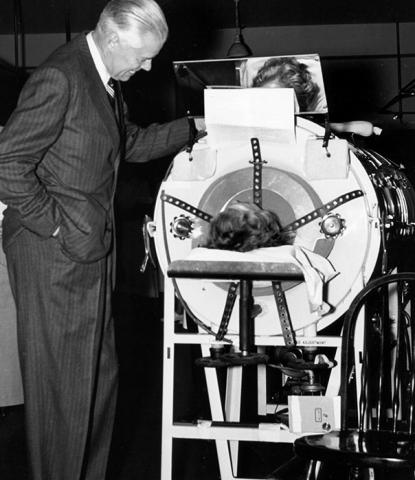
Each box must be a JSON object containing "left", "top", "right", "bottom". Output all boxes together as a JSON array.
[{"left": 86, "top": 31, "right": 111, "bottom": 86}]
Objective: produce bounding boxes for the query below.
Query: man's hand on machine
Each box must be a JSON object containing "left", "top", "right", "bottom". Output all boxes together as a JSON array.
[{"left": 193, "top": 116, "right": 206, "bottom": 133}]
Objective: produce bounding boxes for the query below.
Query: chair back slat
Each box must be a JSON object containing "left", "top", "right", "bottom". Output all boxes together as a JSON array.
[
  {"left": 410, "top": 312, "right": 415, "bottom": 433},
  {"left": 392, "top": 287, "right": 402, "bottom": 433},
  {"left": 375, "top": 310, "right": 385, "bottom": 431},
  {"left": 359, "top": 336, "right": 368, "bottom": 431}
]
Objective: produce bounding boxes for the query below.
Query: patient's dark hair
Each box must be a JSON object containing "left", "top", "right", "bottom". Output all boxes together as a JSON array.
[{"left": 205, "top": 203, "right": 294, "bottom": 252}]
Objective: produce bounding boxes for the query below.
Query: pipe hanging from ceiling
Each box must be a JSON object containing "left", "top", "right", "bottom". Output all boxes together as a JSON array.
[
  {"left": 63, "top": 0, "right": 72, "bottom": 42},
  {"left": 227, "top": 0, "right": 252, "bottom": 58},
  {"left": 13, "top": 0, "right": 25, "bottom": 68}
]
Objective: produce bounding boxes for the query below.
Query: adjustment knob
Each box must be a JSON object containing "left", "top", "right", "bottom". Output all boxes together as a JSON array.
[
  {"left": 319, "top": 213, "right": 345, "bottom": 238},
  {"left": 170, "top": 215, "right": 194, "bottom": 239}
]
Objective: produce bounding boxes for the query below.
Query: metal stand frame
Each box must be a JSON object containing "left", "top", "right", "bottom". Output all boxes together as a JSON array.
[{"left": 161, "top": 272, "right": 343, "bottom": 480}]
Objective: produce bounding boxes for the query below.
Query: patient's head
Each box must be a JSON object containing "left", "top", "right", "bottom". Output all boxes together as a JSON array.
[
  {"left": 252, "top": 57, "right": 319, "bottom": 111},
  {"left": 205, "top": 203, "right": 294, "bottom": 252}
]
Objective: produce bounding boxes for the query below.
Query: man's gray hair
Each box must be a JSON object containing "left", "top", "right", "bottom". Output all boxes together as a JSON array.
[{"left": 98, "top": 0, "right": 168, "bottom": 42}]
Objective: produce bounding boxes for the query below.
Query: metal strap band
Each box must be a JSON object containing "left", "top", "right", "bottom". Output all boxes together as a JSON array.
[
  {"left": 216, "top": 282, "right": 239, "bottom": 341},
  {"left": 161, "top": 193, "right": 212, "bottom": 222},
  {"left": 272, "top": 281, "right": 296, "bottom": 347},
  {"left": 283, "top": 189, "right": 364, "bottom": 232},
  {"left": 250, "top": 138, "right": 267, "bottom": 208}
]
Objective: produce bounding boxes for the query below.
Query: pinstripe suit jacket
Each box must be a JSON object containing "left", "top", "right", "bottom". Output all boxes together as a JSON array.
[{"left": 0, "top": 33, "right": 190, "bottom": 263}]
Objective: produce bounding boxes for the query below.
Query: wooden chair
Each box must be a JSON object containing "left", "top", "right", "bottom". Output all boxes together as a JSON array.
[{"left": 292, "top": 272, "right": 415, "bottom": 480}]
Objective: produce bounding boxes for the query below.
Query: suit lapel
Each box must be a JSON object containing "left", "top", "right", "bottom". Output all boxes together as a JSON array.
[{"left": 76, "top": 34, "right": 120, "bottom": 149}]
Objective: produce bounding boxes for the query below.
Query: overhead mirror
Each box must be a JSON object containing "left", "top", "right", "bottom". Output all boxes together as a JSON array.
[{"left": 173, "top": 54, "right": 328, "bottom": 116}]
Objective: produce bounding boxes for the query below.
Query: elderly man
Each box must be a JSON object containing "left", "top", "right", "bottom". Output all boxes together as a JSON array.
[{"left": 0, "top": 1, "right": 198, "bottom": 479}]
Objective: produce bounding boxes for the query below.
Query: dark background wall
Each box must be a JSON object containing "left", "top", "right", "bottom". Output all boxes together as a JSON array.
[
  {"left": 1, "top": 0, "right": 415, "bottom": 34},
  {"left": 1, "top": 1, "right": 415, "bottom": 126}
]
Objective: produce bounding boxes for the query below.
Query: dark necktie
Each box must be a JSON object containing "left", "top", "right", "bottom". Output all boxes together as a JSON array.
[
  {"left": 106, "top": 78, "right": 116, "bottom": 110},
  {"left": 106, "top": 79, "right": 126, "bottom": 160}
]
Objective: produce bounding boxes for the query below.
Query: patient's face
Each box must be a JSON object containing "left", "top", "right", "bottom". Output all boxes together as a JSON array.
[{"left": 258, "top": 79, "right": 284, "bottom": 88}]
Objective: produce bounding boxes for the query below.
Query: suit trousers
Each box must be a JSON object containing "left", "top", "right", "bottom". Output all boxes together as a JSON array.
[{"left": 5, "top": 229, "right": 118, "bottom": 480}]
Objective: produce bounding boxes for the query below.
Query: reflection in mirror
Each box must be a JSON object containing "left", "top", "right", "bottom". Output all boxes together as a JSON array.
[{"left": 173, "top": 54, "right": 328, "bottom": 116}]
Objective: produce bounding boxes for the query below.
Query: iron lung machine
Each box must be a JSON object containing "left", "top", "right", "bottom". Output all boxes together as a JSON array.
[
  {"left": 155, "top": 117, "right": 413, "bottom": 337},
  {"left": 152, "top": 55, "right": 415, "bottom": 480}
]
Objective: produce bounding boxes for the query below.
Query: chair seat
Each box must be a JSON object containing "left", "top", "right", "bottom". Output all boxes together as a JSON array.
[{"left": 294, "top": 429, "right": 415, "bottom": 469}]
